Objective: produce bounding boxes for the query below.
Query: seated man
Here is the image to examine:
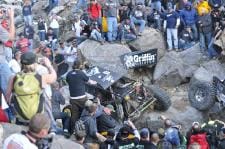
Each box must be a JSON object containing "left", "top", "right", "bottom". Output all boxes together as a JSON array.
[
  {"left": 118, "top": 17, "right": 137, "bottom": 44},
  {"left": 130, "top": 3, "right": 146, "bottom": 36}
]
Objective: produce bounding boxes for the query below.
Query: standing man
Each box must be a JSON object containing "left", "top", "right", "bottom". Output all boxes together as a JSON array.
[
  {"left": 66, "top": 61, "right": 97, "bottom": 132},
  {"left": 163, "top": 3, "right": 180, "bottom": 51},
  {"left": 87, "top": 0, "right": 102, "bottom": 25},
  {"left": 105, "top": 0, "right": 120, "bottom": 42},
  {"left": 22, "top": 0, "right": 33, "bottom": 26}
]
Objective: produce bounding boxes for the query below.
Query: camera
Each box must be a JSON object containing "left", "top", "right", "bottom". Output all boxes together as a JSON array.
[{"left": 36, "top": 137, "right": 53, "bottom": 149}]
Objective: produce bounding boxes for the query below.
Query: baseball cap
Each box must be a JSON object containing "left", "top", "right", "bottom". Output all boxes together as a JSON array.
[
  {"left": 106, "top": 104, "right": 115, "bottom": 112},
  {"left": 21, "top": 52, "right": 36, "bottom": 65},
  {"left": 140, "top": 128, "right": 149, "bottom": 139},
  {"left": 29, "top": 113, "right": 51, "bottom": 134}
]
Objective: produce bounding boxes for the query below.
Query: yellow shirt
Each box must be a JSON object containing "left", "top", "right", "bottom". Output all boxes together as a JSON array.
[{"left": 102, "top": 17, "right": 108, "bottom": 33}]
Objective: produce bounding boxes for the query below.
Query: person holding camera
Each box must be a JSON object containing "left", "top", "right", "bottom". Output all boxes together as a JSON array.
[{"left": 3, "top": 113, "right": 51, "bottom": 149}]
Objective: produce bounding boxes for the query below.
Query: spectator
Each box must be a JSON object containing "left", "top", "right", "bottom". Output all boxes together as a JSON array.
[
  {"left": 6, "top": 52, "right": 57, "bottom": 124},
  {"left": 0, "top": 8, "right": 15, "bottom": 96},
  {"left": 218, "top": 128, "right": 225, "bottom": 148},
  {"left": 16, "top": 33, "right": 30, "bottom": 53},
  {"left": 24, "top": 23, "right": 35, "bottom": 51},
  {"left": 187, "top": 122, "right": 210, "bottom": 149},
  {"left": 130, "top": 3, "right": 146, "bottom": 36},
  {"left": 147, "top": 9, "right": 161, "bottom": 30},
  {"left": 80, "top": 102, "right": 107, "bottom": 148},
  {"left": 49, "top": 13, "right": 61, "bottom": 39},
  {"left": 150, "top": 0, "right": 162, "bottom": 12},
  {"left": 3, "top": 113, "right": 51, "bottom": 149},
  {"left": 51, "top": 82, "right": 70, "bottom": 136},
  {"left": 74, "top": 131, "right": 88, "bottom": 149},
  {"left": 8, "top": 51, "right": 21, "bottom": 74},
  {"left": 115, "top": 120, "right": 140, "bottom": 148},
  {"left": 35, "top": 41, "right": 52, "bottom": 61},
  {"left": 72, "top": 16, "right": 83, "bottom": 37},
  {"left": 87, "top": 0, "right": 102, "bottom": 25},
  {"left": 96, "top": 104, "right": 117, "bottom": 133},
  {"left": 37, "top": 16, "right": 47, "bottom": 41},
  {"left": 136, "top": 128, "right": 154, "bottom": 148},
  {"left": 180, "top": 2, "right": 198, "bottom": 41},
  {"left": 46, "top": 28, "right": 57, "bottom": 51},
  {"left": 119, "top": 3, "right": 132, "bottom": 22},
  {"left": 66, "top": 60, "right": 97, "bottom": 132},
  {"left": 22, "top": 0, "right": 32, "bottom": 26},
  {"left": 163, "top": 3, "right": 180, "bottom": 51},
  {"left": 105, "top": 0, "right": 120, "bottom": 42},
  {"left": 64, "top": 39, "right": 78, "bottom": 70},
  {"left": 179, "top": 27, "right": 195, "bottom": 50},
  {"left": 197, "top": 9, "right": 213, "bottom": 56},
  {"left": 90, "top": 21, "right": 105, "bottom": 44},
  {"left": 150, "top": 132, "right": 160, "bottom": 148},
  {"left": 196, "top": 0, "right": 211, "bottom": 16},
  {"left": 48, "top": 0, "right": 58, "bottom": 12},
  {"left": 118, "top": 17, "right": 137, "bottom": 43}
]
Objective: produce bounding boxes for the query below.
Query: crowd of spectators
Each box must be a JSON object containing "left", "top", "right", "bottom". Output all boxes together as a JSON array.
[{"left": 0, "top": 0, "right": 225, "bottom": 149}]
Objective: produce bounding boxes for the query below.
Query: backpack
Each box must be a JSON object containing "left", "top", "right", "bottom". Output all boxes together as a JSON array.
[
  {"left": 165, "top": 127, "right": 180, "bottom": 145},
  {"left": 13, "top": 73, "right": 44, "bottom": 120},
  {"left": 157, "top": 139, "right": 173, "bottom": 149},
  {"left": 188, "top": 133, "right": 209, "bottom": 149}
]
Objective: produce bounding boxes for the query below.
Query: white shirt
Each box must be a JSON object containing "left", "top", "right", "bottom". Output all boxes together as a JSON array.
[
  {"left": 65, "top": 46, "right": 77, "bottom": 63},
  {"left": 50, "top": 19, "right": 59, "bottom": 29},
  {"left": 72, "top": 21, "right": 82, "bottom": 37},
  {"left": 3, "top": 133, "right": 38, "bottom": 149},
  {"left": 8, "top": 59, "right": 21, "bottom": 74}
]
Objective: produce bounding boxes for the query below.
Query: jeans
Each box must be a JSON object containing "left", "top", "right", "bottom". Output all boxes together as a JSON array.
[
  {"left": 90, "top": 29, "right": 104, "bottom": 42},
  {"left": 167, "top": 28, "right": 178, "bottom": 50},
  {"left": 53, "top": 112, "right": 70, "bottom": 131},
  {"left": 0, "top": 63, "right": 12, "bottom": 95},
  {"left": 52, "top": 28, "right": 59, "bottom": 39},
  {"left": 107, "top": 17, "right": 118, "bottom": 42},
  {"left": 39, "top": 31, "right": 46, "bottom": 41},
  {"left": 4, "top": 47, "right": 13, "bottom": 62},
  {"left": 208, "top": 38, "right": 219, "bottom": 58},
  {"left": 150, "top": 1, "right": 161, "bottom": 11},
  {"left": 24, "top": 15, "right": 32, "bottom": 26},
  {"left": 29, "top": 39, "right": 33, "bottom": 51},
  {"left": 131, "top": 17, "right": 146, "bottom": 33},
  {"left": 179, "top": 39, "right": 195, "bottom": 50},
  {"left": 188, "top": 24, "right": 198, "bottom": 41},
  {"left": 199, "top": 32, "right": 212, "bottom": 52},
  {"left": 118, "top": 30, "right": 137, "bottom": 41}
]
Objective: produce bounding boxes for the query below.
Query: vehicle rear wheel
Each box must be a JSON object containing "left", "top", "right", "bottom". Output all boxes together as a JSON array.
[{"left": 148, "top": 85, "right": 171, "bottom": 111}]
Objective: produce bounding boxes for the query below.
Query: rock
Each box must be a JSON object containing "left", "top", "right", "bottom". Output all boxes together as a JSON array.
[
  {"left": 128, "top": 28, "right": 166, "bottom": 59},
  {"left": 214, "top": 29, "right": 225, "bottom": 50},
  {"left": 0, "top": 123, "right": 84, "bottom": 149},
  {"left": 32, "top": 0, "right": 48, "bottom": 18},
  {"left": 49, "top": 6, "right": 65, "bottom": 15},
  {"left": 192, "top": 60, "right": 225, "bottom": 83},
  {"left": 153, "top": 43, "right": 204, "bottom": 87},
  {"left": 78, "top": 39, "right": 131, "bottom": 74}
]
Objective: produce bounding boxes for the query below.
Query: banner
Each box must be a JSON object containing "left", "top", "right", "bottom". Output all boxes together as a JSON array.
[
  {"left": 85, "top": 66, "right": 124, "bottom": 89},
  {"left": 120, "top": 49, "right": 157, "bottom": 69}
]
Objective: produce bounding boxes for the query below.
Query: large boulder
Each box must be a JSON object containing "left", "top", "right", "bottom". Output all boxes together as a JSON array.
[
  {"left": 153, "top": 43, "right": 204, "bottom": 87},
  {"left": 32, "top": 0, "right": 48, "bottom": 18},
  {"left": 191, "top": 60, "right": 225, "bottom": 83},
  {"left": 128, "top": 28, "right": 166, "bottom": 59},
  {"left": 78, "top": 39, "right": 131, "bottom": 74},
  {"left": 0, "top": 123, "right": 84, "bottom": 149}
]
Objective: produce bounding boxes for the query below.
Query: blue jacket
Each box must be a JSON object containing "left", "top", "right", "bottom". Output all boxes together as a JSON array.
[{"left": 180, "top": 8, "right": 198, "bottom": 26}]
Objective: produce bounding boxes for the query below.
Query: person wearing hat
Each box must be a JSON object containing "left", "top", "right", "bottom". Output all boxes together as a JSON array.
[
  {"left": 5, "top": 52, "right": 57, "bottom": 123},
  {"left": 130, "top": 3, "right": 146, "bottom": 36},
  {"left": 196, "top": 0, "right": 211, "bottom": 16},
  {"left": 115, "top": 119, "right": 140, "bottom": 148},
  {"left": 3, "top": 113, "right": 51, "bottom": 149},
  {"left": 163, "top": 2, "right": 180, "bottom": 51},
  {"left": 180, "top": 2, "right": 198, "bottom": 41},
  {"left": 136, "top": 128, "right": 153, "bottom": 148}
]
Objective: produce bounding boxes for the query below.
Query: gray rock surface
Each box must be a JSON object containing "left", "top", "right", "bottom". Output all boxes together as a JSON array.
[
  {"left": 153, "top": 43, "right": 203, "bottom": 87},
  {"left": 0, "top": 123, "right": 84, "bottom": 149},
  {"left": 128, "top": 28, "right": 166, "bottom": 59},
  {"left": 78, "top": 39, "right": 131, "bottom": 74},
  {"left": 191, "top": 60, "right": 225, "bottom": 83}
]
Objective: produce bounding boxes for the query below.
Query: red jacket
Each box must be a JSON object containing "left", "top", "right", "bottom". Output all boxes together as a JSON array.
[{"left": 188, "top": 133, "right": 210, "bottom": 149}]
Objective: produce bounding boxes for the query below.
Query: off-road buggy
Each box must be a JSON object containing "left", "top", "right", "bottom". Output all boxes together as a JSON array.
[
  {"left": 85, "top": 66, "right": 171, "bottom": 121},
  {"left": 188, "top": 76, "right": 225, "bottom": 112}
]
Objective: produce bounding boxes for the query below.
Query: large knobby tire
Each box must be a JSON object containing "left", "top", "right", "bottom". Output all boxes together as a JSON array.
[
  {"left": 148, "top": 85, "right": 171, "bottom": 111},
  {"left": 188, "top": 80, "right": 216, "bottom": 111}
]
